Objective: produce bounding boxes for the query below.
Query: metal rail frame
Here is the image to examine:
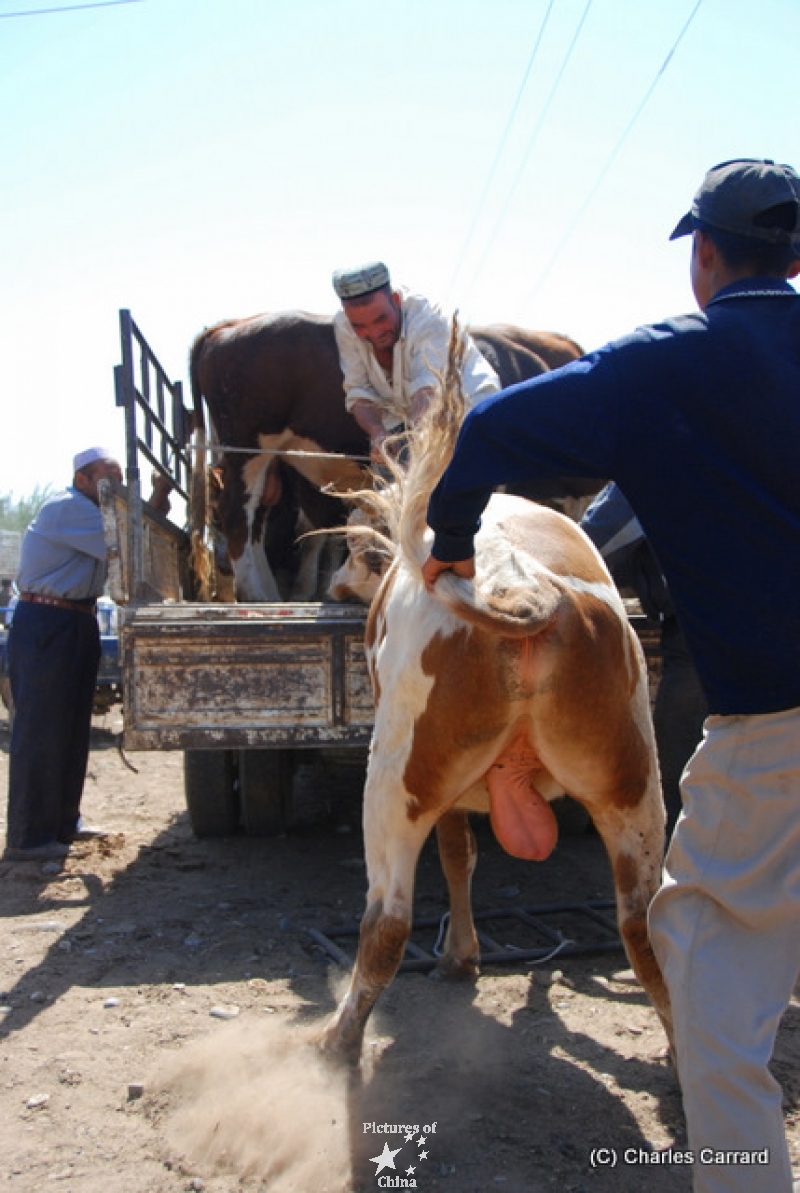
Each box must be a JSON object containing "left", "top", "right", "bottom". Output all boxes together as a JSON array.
[
  {"left": 308, "top": 898, "right": 621, "bottom": 974},
  {"left": 114, "top": 309, "right": 191, "bottom": 600}
]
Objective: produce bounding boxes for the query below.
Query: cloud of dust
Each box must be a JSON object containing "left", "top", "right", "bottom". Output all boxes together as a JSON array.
[{"left": 151, "top": 1015, "right": 353, "bottom": 1192}]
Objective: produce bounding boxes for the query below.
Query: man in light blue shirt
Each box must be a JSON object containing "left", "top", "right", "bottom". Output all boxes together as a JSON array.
[{"left": 4, "top": 446, "right": 121, "bottom": 862}]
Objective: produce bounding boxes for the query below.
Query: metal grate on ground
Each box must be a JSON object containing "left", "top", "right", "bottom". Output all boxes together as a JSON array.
[{"left": 308, "top": 899, "right": 621, "bottom": 974}]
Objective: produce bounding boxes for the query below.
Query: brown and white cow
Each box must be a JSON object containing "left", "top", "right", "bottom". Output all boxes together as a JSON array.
[
  {"left": 318, "top": 329, "right": 671, "bottom": 1065},
  {"left": 188, "top": 312, "right": 588, "bottom": 601}
]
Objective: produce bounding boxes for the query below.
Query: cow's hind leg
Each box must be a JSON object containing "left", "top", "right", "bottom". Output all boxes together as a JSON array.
[
  {"left": 591, "top": 796, "right": 674, "bottom": 1049},
  {"left": 431, "top": 809, "right": 480, "bottom": 981},
  {"left": 318, "top": 786, "right": 435, "bottom": 1065}
]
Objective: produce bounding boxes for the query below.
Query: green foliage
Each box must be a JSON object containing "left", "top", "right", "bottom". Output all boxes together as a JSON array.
[{"left": 0, "top": 486, "right": 53, "bottom": 533}]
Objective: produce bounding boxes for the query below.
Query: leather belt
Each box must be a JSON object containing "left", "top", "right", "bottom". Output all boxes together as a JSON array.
[{"left": 19, "top": 592, "right": 97, "bottom": 615}]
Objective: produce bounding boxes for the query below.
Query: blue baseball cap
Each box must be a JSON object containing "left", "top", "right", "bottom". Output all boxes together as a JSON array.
[{"left": 670, "top": 158, "right": 800, "bottom": 251}]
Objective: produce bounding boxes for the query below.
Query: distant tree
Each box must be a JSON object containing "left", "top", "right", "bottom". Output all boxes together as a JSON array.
[{"left": 0, "top": 486, "right": 53, "bottom": 533}]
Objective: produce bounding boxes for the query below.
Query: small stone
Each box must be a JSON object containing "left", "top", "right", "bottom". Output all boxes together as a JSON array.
[
  {"left": 103, "top": 997, "right": 120, "bottom": 1008},
  {"left": 26, "top": 1093, "right": 50, "bottom": 1110},
  {"left": 209, "top": 1005, "right": 240, "bottom": 1020},
  {"left": 29, "top": 991, "right": 47, "bottom": 1003},
  {"left": 0, "top": 1006, "right": 12, "bottom": 1017},
  {"left": 183, "top": 934, "right": 203, "bottom": 947},
  {"left": 187, "top": 1179, "right": 205, "bottom": 1191},
  {"left": 127, "top": 1082, "right": 145, "bottom": 1101}
]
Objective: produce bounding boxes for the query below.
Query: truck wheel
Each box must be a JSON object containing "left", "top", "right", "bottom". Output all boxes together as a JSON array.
[
  {"left": 184, "top": 749, "right": 240, "bottom": 837},
  {"left": 238, "top": 748, "right": 295, "bottom": 837}
]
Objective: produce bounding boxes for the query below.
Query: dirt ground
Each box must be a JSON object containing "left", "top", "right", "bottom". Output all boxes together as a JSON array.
[{"left": 1, "top": 705, "right": 798, "bottom": 1193}]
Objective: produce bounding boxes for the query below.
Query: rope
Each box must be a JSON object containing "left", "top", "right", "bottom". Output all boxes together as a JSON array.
[{"left": 186, "top": 442, "right": 372, "bottom": 465}]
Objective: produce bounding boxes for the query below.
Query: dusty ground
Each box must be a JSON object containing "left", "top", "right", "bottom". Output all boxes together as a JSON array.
[{"left": 1, "top": 705, "right": 798, "bottom": 1193}]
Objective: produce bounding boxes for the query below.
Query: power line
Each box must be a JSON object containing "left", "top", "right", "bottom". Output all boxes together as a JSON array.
[
  {"left": 522, "top": 0, "right": 704, "bottom": 309},
  {"left": 446, "top": 0, "right": 556, "bottom": 300},
  {"left": 459, "top": 0, "right": 594, "bottom": 301},
  {"left": 0, "top": 0, "right": 142, "bottom": 18}
]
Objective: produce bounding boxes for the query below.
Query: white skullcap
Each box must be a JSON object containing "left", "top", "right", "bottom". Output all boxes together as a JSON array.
[{"left": 73, "top": 446, "right": 117, "bottom": 474}]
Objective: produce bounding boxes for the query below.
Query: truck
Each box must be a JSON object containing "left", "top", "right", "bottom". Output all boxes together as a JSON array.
[{"left": 101, "top": 310, "right": 373, "bottom": 838}]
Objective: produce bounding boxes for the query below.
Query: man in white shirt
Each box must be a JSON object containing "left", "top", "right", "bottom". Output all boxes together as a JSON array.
[{"left": 332, "top": 261, "right": 499, "bottom": 460}]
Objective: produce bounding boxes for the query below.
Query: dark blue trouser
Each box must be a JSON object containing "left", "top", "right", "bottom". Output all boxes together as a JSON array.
[{"left": 6, "top": 601, "right": 100, "bottom": 849}]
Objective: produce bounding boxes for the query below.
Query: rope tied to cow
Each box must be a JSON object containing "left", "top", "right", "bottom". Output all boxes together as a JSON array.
[{"left": 186, "top": 442, "right": 372, "bottom": 464}]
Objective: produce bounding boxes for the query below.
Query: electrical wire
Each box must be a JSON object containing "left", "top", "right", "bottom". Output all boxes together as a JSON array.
[
  {"left": 0, "top": 0, "right": 141, "bottom": 18},
  {"left": 446, "top": 0, "right": 556, "bottom": 301},
  {"left": 459, "top": 0, "right": 594, "bottom": 301},
  {"left": 521, "top": 0, "right": 704, "bottom": 309}
]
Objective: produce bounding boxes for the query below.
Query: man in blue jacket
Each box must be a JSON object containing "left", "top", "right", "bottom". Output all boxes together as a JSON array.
[{"left": 422, "top": 159, "right": 800, "bottom": 1193}]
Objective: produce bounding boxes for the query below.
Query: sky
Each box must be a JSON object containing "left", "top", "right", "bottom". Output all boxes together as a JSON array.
[{"left": 1, "top": 0, "right": 798, "bottom": 498}]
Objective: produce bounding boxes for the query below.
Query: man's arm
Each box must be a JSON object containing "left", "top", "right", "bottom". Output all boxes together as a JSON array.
[
  {"left": 421, "top": 554, "right": 475, "bottom": 591},
  {"left": 349, "top": 398, "right": 391, "bottom": 461},
  {"left": 423, "top": 348, "right": 622, "bottom": 584}
]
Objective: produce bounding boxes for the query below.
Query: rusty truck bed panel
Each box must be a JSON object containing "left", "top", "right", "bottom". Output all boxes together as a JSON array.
[{"left": 120, "top": 602, "right": 372, "bottom": 751}]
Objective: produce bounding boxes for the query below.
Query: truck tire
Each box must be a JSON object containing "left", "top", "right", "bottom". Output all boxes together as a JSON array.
[
  {"left": 238, "top": 748, "right": 295, "bottom": 836},
  {"left": 184, "top": 749, "right": 240, "bottom": 837}
]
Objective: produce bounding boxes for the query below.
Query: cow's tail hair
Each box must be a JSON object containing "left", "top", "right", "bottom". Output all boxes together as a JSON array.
[
  {"left": 399, "top": 316, "right": 564, "bottom": 636},
  {"left": 397, "top": 315, "right": 469, "bottom": 570}
]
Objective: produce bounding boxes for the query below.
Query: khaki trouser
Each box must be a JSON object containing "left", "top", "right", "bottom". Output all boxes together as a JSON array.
[{"left": 650, "top": 706, "right": 800, "bottom": 1192}]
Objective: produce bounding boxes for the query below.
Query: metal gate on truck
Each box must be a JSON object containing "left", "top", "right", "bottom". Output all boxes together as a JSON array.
[{"left": 112, "top": 309, "right": 193, "bottom": 602}]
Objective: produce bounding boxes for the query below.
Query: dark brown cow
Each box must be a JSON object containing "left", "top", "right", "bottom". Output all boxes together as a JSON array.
[
  {"left": 189, "top": 313, "right": 588, "bottom": 601},
  {"left": 190, "top": 312, "right": 368, "bottom": 600}
]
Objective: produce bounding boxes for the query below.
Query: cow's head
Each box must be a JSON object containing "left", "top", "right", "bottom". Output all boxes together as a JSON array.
[{"left": 328, "top": 507, "right": 394, "bottom": 604}]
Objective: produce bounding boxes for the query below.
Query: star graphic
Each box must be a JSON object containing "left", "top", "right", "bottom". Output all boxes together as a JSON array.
[
  {"left": 406, "top": 1166, "right": 417, "bottom": 1176},
  {"left": 419, "top": 1149, "right": 429, "bottom": 1160},
  {"left": 370, "top": 1142, "right": 402, "bottom": 1175},
  {"left": 405, "top": 1131, "right": 415, "bottom": 1142},
  {"left": 417, "top": 1135, "right": 427, "bottom": 1146}
]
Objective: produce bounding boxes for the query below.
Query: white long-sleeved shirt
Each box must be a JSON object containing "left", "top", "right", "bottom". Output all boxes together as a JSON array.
[{"left": 333, "top": 290, "right": 499, "bottom": 432}]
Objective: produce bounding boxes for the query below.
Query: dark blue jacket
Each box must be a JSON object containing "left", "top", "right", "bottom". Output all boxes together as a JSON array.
[{"left": 428, "top": 279, "right": 800, "bottom": 716}]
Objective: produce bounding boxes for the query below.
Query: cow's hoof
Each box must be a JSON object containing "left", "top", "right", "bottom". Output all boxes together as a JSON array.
[
  {"left": 314, "top": 1023, "right": 364, "bottom": 1068},
  {"left": 429, "top": 955, "right": 480, "bottom": 983}
]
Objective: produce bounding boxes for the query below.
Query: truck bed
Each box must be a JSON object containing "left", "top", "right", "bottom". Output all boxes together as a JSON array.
[{"left": 120, "top": 601, "right": 372, "bottom": 751}]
